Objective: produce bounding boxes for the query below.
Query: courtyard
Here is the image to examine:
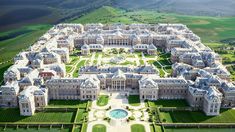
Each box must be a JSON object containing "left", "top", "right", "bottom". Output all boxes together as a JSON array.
[{"left": 65, "top": 47, "right": 173, "bottom": 78}]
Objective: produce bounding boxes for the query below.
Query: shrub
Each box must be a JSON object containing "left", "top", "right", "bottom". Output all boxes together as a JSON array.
[
  {"left": 129, "top": 116, "right": 135, "bottom": 120},
  {"left": 162, "top": 119, "right": 166, "bottom": 122}
]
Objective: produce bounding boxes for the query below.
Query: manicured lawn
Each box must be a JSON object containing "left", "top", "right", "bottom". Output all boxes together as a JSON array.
[
  {"left": 160, "top": 109, "right": 235, "bottom": 123},
  {"left": 139, "top": 59, "right": 145, "bottom": 65},
  {"left": 68, "top": 56, "right": 79, "bottom": 65},
  {"left": 165, "top": 128, "right": 235, "bottom": 132},
  {"left": 81, "top": 123, "right": 88, "bottom": 132},
  {"left": 48, "top": 100, "right": 88, "bottom": 108},
  {"left": 150, "top": 124, "right": 162, "bottom": 132},
  {"left": 92, "top": 124, "right": 106, "bottom": 132},
  {"left": 131, "top": 124, "right": 145, "bottom": 132},
  {"left": 97, "top": 95, "right": 109, "bottom": 106},
  {"left": 0, "top": 108, "right": 75, "bottom": 122},
  {"left": 148, "top": 100, "right": 189, "bottom": 107},
  {"left": 159, "top": 69, "right": 165, "bottom": 77},
  {"left": 120, "top": 61, "right": 135, "bottom": 65},
  {"left": 93, "top": 60, "right": 98, "bottom": 65},
  {"left": 0, "top": 127, "right": 72, "bottom": 132},
  {"left": 164, "top": 66, "right": 173, "bottom": 74},
  {"left": 66, "top": 65, "right": 72, "bottom": 73},
  {"left": 128, "top": 95, "right": 140, "bottom": 106},
  {"left": 75, "top": 109, "right": 87, "bottom": 123},
  {"left": 73, "top": 60, "right": 86, "bottom": 77},
  {"left": 144, "top": 54, "right": 156, "bottom": 58}
]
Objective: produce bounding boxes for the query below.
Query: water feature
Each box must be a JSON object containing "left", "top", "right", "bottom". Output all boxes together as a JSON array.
[{"left": 109, "top": 109, "right": 128, "bottom": 119}]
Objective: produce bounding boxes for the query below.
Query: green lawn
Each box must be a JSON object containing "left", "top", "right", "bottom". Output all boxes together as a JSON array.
[
  {"left": 139, "top": 59, "right": 145, "bottom": 65},
  {"left": 75, "top": 109, "right": 87, "bottom": 123},
  {"left": 128, "top": 95, "right": 140, "bottom": 106},
  {"left": 73, "top": 60, "right": 86, "bottom": 77},
  {"left": 159, "top": 69, "right": 165, "bottom": 77},
  {"left": 164, "top": 66, "right": 173, "bottom": 74},
  {"left": 68, "top": 56, "right": 79, "bottom": 65},
  {"left": 96, "top": 95, "right": 109, "bottom": 106},
  {"left": 150, "top": 124, "right": 162, "bottom": 132},
  {"left": 160, "top": 109, "right": 235, "bottom": 123},
  {"left": 47, "top": 100, "right": 88, "bottom": 108},
  {"left": 165, "top": 128, "right": 235, "bottom": 132},
  {"left": 144, "top": 54, "right": 156, "bottom": 58},
  {"left": 92, "top": 124, "right": 106, "bottom": 132},
  {"left": 148, "top": 100, "right": 189, "bottom": 108},
  {"left": 0, "top": 108, "right": 75, "bottom": 123},
  {"left": 0, "top": 127, "right": 71, "bottom": 132},
  {"left": 131, "top": 124, "right": 146, "bottom": 132},
  {"left": 0, "top": 62, "right": 12, "bottom": 84},
  {"left": 73, "top": 125, "right": 81, "bottom": 132},
  {"left": 81, "top": 123, "right": 88, "bottom": 132},
  {"left": 93, "top": 60, "right": 98, "bottom": 65},
  {"left": 65, "top": 65, "right": 72, "bottom": 73}
]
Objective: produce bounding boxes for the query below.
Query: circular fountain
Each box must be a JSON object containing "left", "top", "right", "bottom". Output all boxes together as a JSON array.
[{"left": 107, "top": 108, "right": 130, "bottom": 126}]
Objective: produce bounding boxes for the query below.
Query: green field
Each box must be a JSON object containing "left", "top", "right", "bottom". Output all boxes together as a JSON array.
[
  {"left": 131, "top": 124, "right": 146, "bottom": 132},
  {"left": 0, "top": 24, "right": 51, "bottom": 62},
  {"left": 160, "top": 109, "right": 235, "bottom": 123},
  {"left": 0, "top": 127, "right": 71, "bottom": 132},
  {"left": 165, "top": 128, "right": 235, "bottom": 132},
  {"left": 75, "top": 109, "right": 87, "bottom": 123},
  {"left": 92, "top": 124, "right": 106, "bottom": 132},
  {"left": 47, "top": 100, "right": 88, "bottom": 108},
  {"left": 148, "top": 100, "right": 189, "bottom": 108},
  {"left": 96, "top": 95, "right": 109, "bottom": 106},
  {"left": 0, "top": 108, "right": 75, "bottom": 123}
]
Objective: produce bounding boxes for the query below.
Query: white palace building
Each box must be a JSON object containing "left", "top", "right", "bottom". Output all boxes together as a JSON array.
[{"left": 0, "top": 23, "right": 235, "bottom": 116}]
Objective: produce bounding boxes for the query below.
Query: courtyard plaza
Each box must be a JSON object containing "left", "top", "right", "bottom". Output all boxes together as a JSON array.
[{"left": 87, "top": 92, "right": 150, "bottom": 132}]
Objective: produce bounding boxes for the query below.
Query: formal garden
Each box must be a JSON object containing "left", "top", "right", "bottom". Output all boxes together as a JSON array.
[
  {"left": 65, "top": 47, "right": 174, "bottom": 79},
  {"left": 0, "top": 100, "right": 91, "bottom": 132}
]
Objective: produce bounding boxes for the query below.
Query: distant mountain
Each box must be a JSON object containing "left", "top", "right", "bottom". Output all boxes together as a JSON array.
[{"left": 112, "top": 0, "right": 235, "bottom": 16}]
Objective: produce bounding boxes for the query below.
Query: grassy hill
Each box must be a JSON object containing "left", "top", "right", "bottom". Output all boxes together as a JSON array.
[
  {"left": 1, "top": 0, "right": 235, "bottom": 31},
  {"left": 112, "top": 0, "right": 235, "bottom": 17},
  {"left": 0, "top": 0, "right": 112, "bottom": 31}
]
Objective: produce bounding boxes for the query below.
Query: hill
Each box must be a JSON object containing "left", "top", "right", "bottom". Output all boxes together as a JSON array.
[
  {"left": 112, "top": 0, "right": 235, "bottom": 17},
  {"left": 1, "top": 0, "right": 235, "bottom": 31},
  {"left": 0, "top": 0, "right": 112, "bottom": 31}
]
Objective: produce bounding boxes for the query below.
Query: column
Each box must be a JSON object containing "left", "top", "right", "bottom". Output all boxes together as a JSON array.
[
  {"left": 124, "top": 81, "right": 125, "bottom": 91},
  {"left": 116, "top": 80, "right": 117, "bottom": 91}
]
